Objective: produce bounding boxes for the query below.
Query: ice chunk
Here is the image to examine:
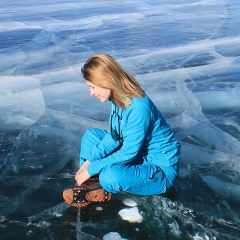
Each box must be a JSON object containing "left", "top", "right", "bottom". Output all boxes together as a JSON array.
[
  {"left": 122, "top": 198, "right": 137, "bottom": 207},
  {"left": 103, "top": 232, "right": 123, "bottom": 240},
  {"left": 118, "top": 207, "right": 143, "bottom": 223}
]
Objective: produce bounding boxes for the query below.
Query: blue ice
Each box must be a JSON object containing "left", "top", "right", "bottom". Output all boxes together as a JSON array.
[{"left": 0, "top": 0, "right": 240, "bottom": 239}]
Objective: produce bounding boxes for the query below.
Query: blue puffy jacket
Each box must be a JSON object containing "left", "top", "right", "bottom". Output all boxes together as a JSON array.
[{"left": 85, "top": 95, "right": 181, "bottom": 176}]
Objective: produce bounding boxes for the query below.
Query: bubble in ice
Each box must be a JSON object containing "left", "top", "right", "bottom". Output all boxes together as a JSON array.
[
  {"left": 55, "top": 213, "right": 63, "bottom": 217},
  {"left": 95, "top": 206, "right": 103, "bottom": 211}
]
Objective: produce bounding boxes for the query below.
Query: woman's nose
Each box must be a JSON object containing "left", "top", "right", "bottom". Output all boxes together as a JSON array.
[{"left": 90, "top": 88, "right": 95, "bottom": 96}]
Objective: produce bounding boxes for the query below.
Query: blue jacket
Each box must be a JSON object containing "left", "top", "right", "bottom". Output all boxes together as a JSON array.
[{"left": 86, "top": 95, "right": 180, "bottom": 176}]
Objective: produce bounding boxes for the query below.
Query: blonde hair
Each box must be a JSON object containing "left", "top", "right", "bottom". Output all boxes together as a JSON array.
[{"left": 81, "top": 53, "right": 145, "bottom": 109}]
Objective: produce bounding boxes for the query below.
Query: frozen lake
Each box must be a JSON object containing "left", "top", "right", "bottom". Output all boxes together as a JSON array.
[{"left": 0, "top": 0, "right": 240, "bottom": 239}]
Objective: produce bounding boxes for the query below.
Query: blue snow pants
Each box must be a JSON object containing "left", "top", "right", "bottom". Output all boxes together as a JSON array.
[{"left": 80, "top": 128, "right": 178, "bottom": 196}]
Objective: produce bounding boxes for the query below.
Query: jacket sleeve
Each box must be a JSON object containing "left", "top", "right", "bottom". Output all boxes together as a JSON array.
[
  {"left": 85, "top": 131, "right": 123, "bottom": 162},
  {"left": 87, "top": 103, "right": 151, "bottom": 176}
]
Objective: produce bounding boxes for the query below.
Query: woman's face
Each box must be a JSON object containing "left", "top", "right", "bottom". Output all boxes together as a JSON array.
[{"left": 86, "top": 81, "right": 111, "bottom": 103}]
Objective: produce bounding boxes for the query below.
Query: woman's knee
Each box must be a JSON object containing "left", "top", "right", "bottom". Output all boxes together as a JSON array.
[
  {"left": 99, "top": 165, "right": 124, "bottom": 193},
  {"left": 80, "top": 128, "right": 106, "bottom": 153},
  {"left": 82, "top": 128, "right": 105, "bottom": 143}
]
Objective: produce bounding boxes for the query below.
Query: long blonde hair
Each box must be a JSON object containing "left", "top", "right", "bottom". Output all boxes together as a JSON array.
[{"left": 81, "top": 53, "right": 145, "bottom": 109}]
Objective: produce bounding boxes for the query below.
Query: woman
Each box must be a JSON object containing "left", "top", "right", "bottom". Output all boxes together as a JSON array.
[{"left": 75, "top": 53, "right": 180, "bottom": 196}]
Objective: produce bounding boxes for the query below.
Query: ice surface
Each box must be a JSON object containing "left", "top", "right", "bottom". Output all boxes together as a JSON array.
[{"left": 0, "top": 0, "right": 240, "bottom": 239}]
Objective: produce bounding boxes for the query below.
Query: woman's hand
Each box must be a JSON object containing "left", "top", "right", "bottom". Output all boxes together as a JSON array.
[
  {"left": 75, "top": 168, "right": 91, "bottom": 186},
  {"left": 76, "top": 160, "right": 90, "bottom": 175},
  {"left": 75, "top": 160, "right": 91, "bottom": 185}
]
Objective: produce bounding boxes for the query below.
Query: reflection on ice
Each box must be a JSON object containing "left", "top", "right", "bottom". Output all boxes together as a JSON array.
[{"left": 0, "top": 0, "right": 240, "bottom": 239}]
